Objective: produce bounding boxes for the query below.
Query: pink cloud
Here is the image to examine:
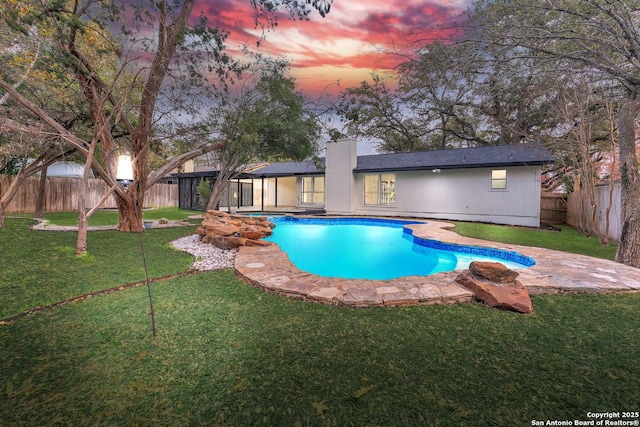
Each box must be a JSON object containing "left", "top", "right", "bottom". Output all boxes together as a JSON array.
[{"left": 192, "top": 0, "right": 468, "bottom": 96}]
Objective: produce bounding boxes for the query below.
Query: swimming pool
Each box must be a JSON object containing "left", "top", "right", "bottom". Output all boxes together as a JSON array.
[{"left": 264, "top": 217, "right": 535, "bottom": 280}]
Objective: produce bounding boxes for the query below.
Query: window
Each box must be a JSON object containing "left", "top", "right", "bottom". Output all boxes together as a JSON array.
[
  {"left": 491, "top": 169, "right": 507, "bottom": 190},
  {"left": 301, "top": 176, "right": 324, "bottom": 204},
  {"left": 364, "top": 173, "right": 396, "bottom": 205}
]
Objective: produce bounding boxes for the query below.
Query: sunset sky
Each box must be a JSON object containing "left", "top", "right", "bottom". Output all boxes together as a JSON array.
[{"left": 194, "top": 0, "right": 470, "bottom": 97}]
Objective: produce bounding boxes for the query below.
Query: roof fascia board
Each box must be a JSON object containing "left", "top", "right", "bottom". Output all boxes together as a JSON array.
[
  {"left": 354, "top": 161, "right": 550, "bottom": 173},
  {"left": 252, "top": 172, "right": 324, "bottom": 178}
]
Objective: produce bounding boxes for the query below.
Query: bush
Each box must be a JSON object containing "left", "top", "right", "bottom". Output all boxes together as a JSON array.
[{"left": 196, "top": 178, "right": 212, "bottom": 209}]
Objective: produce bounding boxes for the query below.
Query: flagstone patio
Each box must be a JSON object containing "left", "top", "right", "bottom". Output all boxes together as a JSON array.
[{"left": 234, "top": 220, "right": 640, "bottom": 308}]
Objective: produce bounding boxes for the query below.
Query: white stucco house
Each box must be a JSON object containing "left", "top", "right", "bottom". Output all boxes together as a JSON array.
[{"left": 177, "top": 138, "right": 554, "bottom": 227}]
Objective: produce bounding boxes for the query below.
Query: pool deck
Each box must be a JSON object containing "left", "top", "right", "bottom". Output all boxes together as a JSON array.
[{"left": 234, "top": 220, "right": 640, "bottom": 308}]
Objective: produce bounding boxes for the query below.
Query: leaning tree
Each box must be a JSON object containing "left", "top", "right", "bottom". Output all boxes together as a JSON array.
[
  {"left": 201, "top": 57, "right": 322, "bottom": 211},
  {"left": 0, "top": 0, "right": 336, "bottom": 232}
]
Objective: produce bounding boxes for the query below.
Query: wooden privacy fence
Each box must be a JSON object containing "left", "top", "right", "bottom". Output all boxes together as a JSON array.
[
  {"left": 566, "top": 181, "right": 621, "bottom": 241},
  {"left": 540, "top": 193, "right": 567, "bottom": 224},
  {"left": 0, "top": 176, "right": 178, "bottom": 213}
]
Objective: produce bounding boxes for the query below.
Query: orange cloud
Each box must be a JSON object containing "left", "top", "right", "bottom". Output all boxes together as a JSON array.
[{"left": 193, "top": 0, "right": 468, "bottom": 96}]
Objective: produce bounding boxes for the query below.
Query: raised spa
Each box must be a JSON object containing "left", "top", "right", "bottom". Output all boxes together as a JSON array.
[{"left": 263, "top": 217, "right": 535, "bottom": 280}]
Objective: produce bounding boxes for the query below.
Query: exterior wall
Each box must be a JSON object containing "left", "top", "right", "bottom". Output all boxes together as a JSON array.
[
  {"left": 252, "top": 179, "right": 264, "bottom": 208},
  {"left": 325, "top": 138, "right": 358, "bottom": 214},
  {"left": 211, "top": 176, "right": 324, "bottom": 210},
  {"left": 296, "top": 176, "right": 325, "bottom": 210},
  {"left": 261, "top": 178, "right": 276, "bottom": 207},
  {"left": 351, "top": 166, "right": 543, "bottom": 227},
  {"left": 259, "top": 177, "right": 296, "bottom": 208},
  {"left": 275, "top": 176, "right": 297, "bottom": 207}
]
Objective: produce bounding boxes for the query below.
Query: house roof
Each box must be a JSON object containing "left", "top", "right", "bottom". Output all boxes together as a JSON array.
[
  {"left": 354, "top": 142, "right": 554, "bottom": 173},
  {"left": 170, "top": 170, "right": 256, "bottom": 179},
  {"left": 194, "top": 162, "right": 269, "bottom": 173},
  {"left": 250, "top": 159, "right": 325, "bottom": 177},
  {"left": 172, "top": 143, "right": 554, "bottom": 179}
]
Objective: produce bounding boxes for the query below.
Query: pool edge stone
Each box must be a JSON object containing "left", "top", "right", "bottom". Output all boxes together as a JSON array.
[{"left": 233, "top": 218, "right": 640, "bottom": 309}]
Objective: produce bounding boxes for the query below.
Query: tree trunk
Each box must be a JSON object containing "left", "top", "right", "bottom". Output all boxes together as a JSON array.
[
  {"left": 205, "top": 181, "right": 226, "bottom": 212},
  {"left": 76, "top": 203, "right": 89, "bottom": 255},
  {"left": 615, "top": 94, "right": 640, "bottom": 267},
  {"left": 603, "top": 172, "right": 614, "bottom": 246},
  {"left": 0, "top": 154, "right": 64, "bottom": 227},
  {"left": 34, "top": 168, "right": 47, "bottom": 218},
  {"left": 207, "top": 173, "right": 233, "bottom": 212},
  {"left": 0, "top": 171, "right": 26, "bottom": 228},
  {"left": 76, "top": 141, "right": 97, "bottom": 255},
  {"left": 116, "top": 187, "right": 145, "bottom": 232},
  {"left": 115, "top": 128, "right": 148, "bottom": 232},
  {"left": 603, "top": 108, "right": 617, "bottom": 246}
]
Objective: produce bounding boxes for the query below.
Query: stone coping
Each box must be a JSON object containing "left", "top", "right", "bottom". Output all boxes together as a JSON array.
[{"left": 234, "top": 219, "right": 640, "bottom": 308}]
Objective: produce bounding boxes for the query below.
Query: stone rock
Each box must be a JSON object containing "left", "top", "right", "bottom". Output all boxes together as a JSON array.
[
  {"left": 203, "top": 235, "right": 246, "bottom": 249},
  {"left": 469, "top": 261, "right": 519, "bottom": 284},
  {"left": 455, "top": 271, "right": 533, "bottom": 314},
  {"left": 201, "top": 219, "right": 222, "bottom": 228},
  {"left": 255, "top": 225, "right": 273, "bottom": 237},
  {"left": 198, "top": 212, "right": 275, "bottom": 249},
  {"left": 209, "top": 224, "right": 241, "bottom": 237},
  {"left": 206, "top": 210, "right": 231, "bottom": 218},
  {"left": 244, "top": 239, "right": 272, "bottom": 247},
  {"left": 241, "top": 230, "right": 264, "bottom": 240},
  {"left": 257, "top": 219, "right": 275, "bottom": 228}
]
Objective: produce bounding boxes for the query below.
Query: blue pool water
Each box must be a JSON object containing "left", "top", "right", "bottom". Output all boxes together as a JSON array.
[{"left": 264, "top": 217, "right": 535, "bottom": 280}]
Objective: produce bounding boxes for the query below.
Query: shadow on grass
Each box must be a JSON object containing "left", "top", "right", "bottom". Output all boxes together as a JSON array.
[
  {"left": 1, "top": 270, "right": 639, "bottom": 426},
  {"left": 0, "top": 218, "right": 196, "bottom": 319}
]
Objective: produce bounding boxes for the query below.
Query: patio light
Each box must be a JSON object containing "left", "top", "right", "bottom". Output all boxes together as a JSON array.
[{"left": 116, "top": 154, "right": 134, "bottom": 186}]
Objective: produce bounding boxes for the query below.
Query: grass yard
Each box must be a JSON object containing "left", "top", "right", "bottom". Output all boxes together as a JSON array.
[
  {"left": 1, "top": 214, "right": 638, "bottom": 426},
  {"left": 0, "top": 216, "right": 195, "bottom": 318},
  {"left": 453, "top": 222, "right": 618, "bottom": 260},
  {"left": 42, "top": 206, "right": 204, "bottom": 226}
]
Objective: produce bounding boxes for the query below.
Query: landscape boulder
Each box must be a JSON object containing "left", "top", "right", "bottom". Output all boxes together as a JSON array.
[
  {"left": 456, "top": 261, "right": 533, "bottom": 314},
  {"left": 469, "top": 261, "right": 519, "bottom": 284},
  {"left": 196, "top": 210, "right": 275, "bottom": 249}
]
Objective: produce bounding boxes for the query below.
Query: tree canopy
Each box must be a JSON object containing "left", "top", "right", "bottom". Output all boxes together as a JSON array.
[
  {"left": 0, "top": 0, "right": 336, "bottom": 231},
  {"left": 465, "top": 0, "right": 640, "bottom": 267},
  {"left": 196, "top": 57, "right": 321, "bottom": 210},
  {"left": 337, "top": 0, "right": 640, "bottom": 267}
]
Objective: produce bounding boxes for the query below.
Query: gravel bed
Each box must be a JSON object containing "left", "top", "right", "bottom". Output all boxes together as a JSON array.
[
  {"left": 171, "top": 234, "right": 237, "bottom": 271},
  {"left": 30, "top": 219, "right": 192, "bottom": 231},
  {"left": 31, "top": 220, "right": 117, "bottom": 231}
]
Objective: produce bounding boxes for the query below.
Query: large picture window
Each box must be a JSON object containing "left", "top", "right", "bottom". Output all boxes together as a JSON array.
[
  {"left": 491, "top": 169, "right": 507, "bottom": 190},
  {"left": 364, "top": 173, "right": 395, "bottom": 205},
  {"left": 301, "top": 176, "right": 324, "bottom": 204}
]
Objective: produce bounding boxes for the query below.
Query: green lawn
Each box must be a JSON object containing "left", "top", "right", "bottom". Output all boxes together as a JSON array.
[
  {"left": 42, "top": 206, "right": 203, "bottom": 226},
  {"left": 453, "top": 222, "right": 618, "bottom": 260},
  {"left": 0, "top": 217, "right": 196, "bottom": 318},
  {"left": 0, "top": 215, "right": 638, "bottom": 426}
]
